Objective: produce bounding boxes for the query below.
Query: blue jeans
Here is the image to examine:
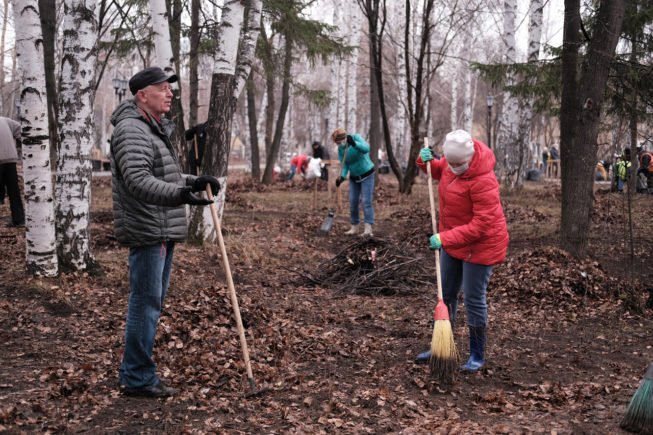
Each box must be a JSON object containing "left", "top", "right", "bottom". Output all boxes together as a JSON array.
[
  {"left": 287, "top": 164, "right": 297, "bottom": 180},
  {"left": 617, "top": 178, "right": 625, "bottom": 192},
  {"left": 349, "top": 175, "right": 375, "bottom": 225},
  {"left": 119, "top": 241, "right": 175, "bottom": 388},
  {"left": 440, "top": 249, "right": 493, "bottom": 328}
]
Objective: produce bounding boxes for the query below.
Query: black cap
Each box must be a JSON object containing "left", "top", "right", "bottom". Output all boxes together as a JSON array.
[{"left": 129, "top": 67, "right": 178, "bottom": 95}]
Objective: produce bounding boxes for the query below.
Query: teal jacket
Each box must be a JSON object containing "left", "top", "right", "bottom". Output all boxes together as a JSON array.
[{"left": 338, "top": 133, "right": 375, "bottom": 181}]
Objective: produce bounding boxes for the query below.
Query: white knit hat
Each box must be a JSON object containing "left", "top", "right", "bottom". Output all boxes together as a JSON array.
[{"left": 442, "top": 130, "right": 475, "bottom": 163}]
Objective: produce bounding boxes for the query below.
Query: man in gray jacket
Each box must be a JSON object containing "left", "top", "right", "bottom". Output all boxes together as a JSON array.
[
  {"left": 0, "top": 116, "right": 24, "bottom": 227},
  {"left": 111, "top": 66, "right": 220, "bottom": 398}
]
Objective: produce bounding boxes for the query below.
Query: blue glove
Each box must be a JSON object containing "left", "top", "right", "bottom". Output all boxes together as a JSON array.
[
  {"left": 420, "top": 147, "right": 433, "bottom": 163},
  {"left": 346, "top": 134, "right": 356, "bottom": 147},
  {"left": 335, "top": 176, "right": 345, "bottom": 187},
  {"left": 428, "top": 234, "right": 442, "bottom": 250}
]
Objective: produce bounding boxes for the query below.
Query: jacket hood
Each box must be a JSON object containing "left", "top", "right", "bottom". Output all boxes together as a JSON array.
[
  {"left": 457, "top": 139, "right": 495, "bottom": 178},
  {"left": 110, "top": 99, "right": 142, "bottom": 126}
]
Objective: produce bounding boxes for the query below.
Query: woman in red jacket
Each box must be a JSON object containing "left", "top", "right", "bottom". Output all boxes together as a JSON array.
[{"left": 415, "top": 130, "right": 509, "bottom": 372}]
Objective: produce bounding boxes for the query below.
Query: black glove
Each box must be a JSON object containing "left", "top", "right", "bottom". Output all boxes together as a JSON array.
[
  {"left": 346, "top": 134, "right": 356, "bottom": 147},
  {"left": 181, "top": 186, "right": 213, "bottom": 206},
  {"left": 335, "top": 176, "right": 345, "bottom": 187},
  {"left": 192, "top": 175, "right": 220, "bottom": 195}
]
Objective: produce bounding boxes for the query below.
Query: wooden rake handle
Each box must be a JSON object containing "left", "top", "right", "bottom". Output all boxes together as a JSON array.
[
  {"left": 424, "top": 138, "right": 444, "bottom": 301},
  {"left": 206, "top": 184, "right": 257, "bottom": 393}
]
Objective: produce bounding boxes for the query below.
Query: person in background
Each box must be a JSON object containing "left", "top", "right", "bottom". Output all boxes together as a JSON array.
[
  {"left": 110, "top": 66, "right": 219, "bottom": 398},
  {"left": 637, "top": 146, "right": 653, "bottom": 193},
  {"left": 549, "top": 145, "right": 560, "bottom": 177},
  {"left": 287, "top": 154, "right": 309, "bottom": 182},
  {"left": 312, "top": 141, "right": 330, "bottom": 181},
  {"left": 595, "top": 160, "right": 608, "bottom": 181},
  {"left": 615, "top": 148, "right": 632, "bottom": 193},
  {"left": 332, "top": 127, "right": 375, "bottom": 237},
  {"left": 414, "top": 129, "right": 509, "bottom": 373},
  {"left": 0, "top": 116, "right": 24, "bottom": 227},
  {"left": 541, "top": 146, "right": 549, "bottom": 175}
]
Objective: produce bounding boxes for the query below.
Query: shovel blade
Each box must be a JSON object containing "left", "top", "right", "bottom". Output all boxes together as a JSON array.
[{"left": 319, "top": 210, "right": 336, "bottom": 234}]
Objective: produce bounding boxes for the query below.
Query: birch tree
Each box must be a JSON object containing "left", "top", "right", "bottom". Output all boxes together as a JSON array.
[
  {"left": 346, "top": 4, "right": 361, "bottom": 133},
  {"left": 495, "top": 0, "right": 521, "bottom": 187},
  {"left": 190, "top": 0, "right": 262, "bottom": 241},
  {"left": 523, "top": 0, "right": 543, "bottom": 168},
  {"left": 393, "top": 1, "right": 408, "bottom": 162},
  {"left": 149, "top": 0, "right": 185, "bottom": 170},
  {"left": 328, "top": 0, "right": 343, "bottom": 134},
  {"left": 0, "top": 0, "right": 9, "bottom": 112},
  {"left": 55, "top": 0, "right": 97, "bottom": 271},
  {"left": 149, "top": 0, "right": 174, "bottom": 71},
  {"left": 13, "top": 0, "right": 58, "bottom": 276}
]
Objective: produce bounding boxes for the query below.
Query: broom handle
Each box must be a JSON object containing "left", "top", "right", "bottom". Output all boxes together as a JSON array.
[
  {"left": 334, "top": 143, "right": 350, "bottom": 208},
  {"left": 424, "top": 138, "right": 444, "bottom": 301},
  {"left": 206, "top": 185, "right": 257, "bottom": 391}
]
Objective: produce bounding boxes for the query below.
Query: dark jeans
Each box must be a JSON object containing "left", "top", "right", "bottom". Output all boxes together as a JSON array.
[
  {"left": 119, "top": 241, "right": 175, "bottom": 388},
  {"left": 440, "top": 249, "right": 494, "bottom": 328},
  {"left": 0, "top": 162, "right": 24, "bottom": 225}
]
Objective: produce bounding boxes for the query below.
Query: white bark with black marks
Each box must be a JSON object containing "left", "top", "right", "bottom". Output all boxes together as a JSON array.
[
  {"left": 149, "top": 0, "right": 175, "bottom": 71},
  {"left": 496, "top": 0, "right": 521, "bottom": 187},
  {"left": 56, "top": 0, "right": 98, "bottom": 271},
  {"left": 13, "top": 0, "right": 58, "bottom": 276}
]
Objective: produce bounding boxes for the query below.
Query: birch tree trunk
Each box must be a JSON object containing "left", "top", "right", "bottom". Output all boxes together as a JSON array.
[
  {"left": 462, "top": 30, "right": 474, "bottom": 133},
  {"left": 495, "top": 0, "right": 521, "bottom": 187},
  {"left": 450, "top": 69, "right": 458, "bottom": 131},
  {"left": 188, "top": 0, "right": 200, "bottom": 127},
  {"left": 346, "top": 4, "right": 361, "bottom": 133},
  {"left": 56, "top": 0, "right": 97, "bottom": 272},
  {"left": 149, "top": 0, "right": 185, "bottom": 170},
  {"left": 394, "top": 0, "right": 408, "bottom": 163},
  {"left": 13, "top": 0, "right": 58, "bottom": 276},
  {"left": 189, "top": 0, "right": 261, "bottom": 241},
  {"left": 523, "top": 0, "right": 543, "bottom": 169},
  {"left": 327, "top": 0, "right": 342, "bottom": 135},
  {"left": 0, "top": 0, "right": 9, "bottom": 112}
]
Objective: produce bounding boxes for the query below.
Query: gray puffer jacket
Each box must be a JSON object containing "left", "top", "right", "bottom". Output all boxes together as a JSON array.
[{"left": 110, "top": 100, "right": 195, "bottom": 247}]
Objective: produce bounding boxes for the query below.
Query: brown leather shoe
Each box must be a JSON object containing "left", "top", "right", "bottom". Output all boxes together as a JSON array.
[{"left": 122, "top": 381, "right": 177, "bottom": 398}]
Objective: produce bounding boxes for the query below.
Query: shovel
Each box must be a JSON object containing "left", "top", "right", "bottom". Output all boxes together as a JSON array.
[{"left": 319, "top": 143, "right": 349, "bottom": 235}]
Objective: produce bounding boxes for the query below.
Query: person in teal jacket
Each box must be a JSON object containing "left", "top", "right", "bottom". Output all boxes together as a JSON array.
[{"left": 331, "top": 127, "right": 376, "bottom": 236}]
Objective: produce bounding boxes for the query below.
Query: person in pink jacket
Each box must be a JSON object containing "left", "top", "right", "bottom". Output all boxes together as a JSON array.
[{"left": 414, "top": 129, "right": 509, "bottom": 372}]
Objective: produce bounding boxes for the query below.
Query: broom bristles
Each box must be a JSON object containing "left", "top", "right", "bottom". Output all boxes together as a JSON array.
[
  {"left": 620, "top": 364, "right": 653, "bottom": 434},
  {"left": 429, "top": 318, "right": 459, "bottom": 382}
]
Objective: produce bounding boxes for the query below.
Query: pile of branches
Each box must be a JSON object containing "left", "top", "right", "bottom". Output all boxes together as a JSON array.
[{"left": 301, "top": 237, "right": 432, "bottom": 296}]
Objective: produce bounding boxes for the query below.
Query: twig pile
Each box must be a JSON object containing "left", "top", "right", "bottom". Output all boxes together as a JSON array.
[{"left": 301, "top": 237, "right": 432, "bottom": 295}]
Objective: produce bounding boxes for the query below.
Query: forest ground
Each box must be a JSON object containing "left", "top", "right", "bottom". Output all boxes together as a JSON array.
[{"left": 1, "top": 172, "right": 652, "bottom": 434}]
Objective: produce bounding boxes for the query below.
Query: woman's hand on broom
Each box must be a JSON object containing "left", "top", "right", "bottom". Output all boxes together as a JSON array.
[
  {"left": 428, "top": 234, "right": 442, "bottom": 250},
  {"left": 420, "top": 147, "right": 433, "bottom": 163}
]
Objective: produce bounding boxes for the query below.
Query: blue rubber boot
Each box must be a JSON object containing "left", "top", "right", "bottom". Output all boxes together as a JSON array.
[
  {"left": 461, "top": 326, "right": 486, "bottom": 372},
  {"left": 415, "top": 350, "right": 431, "bottom": 364}
]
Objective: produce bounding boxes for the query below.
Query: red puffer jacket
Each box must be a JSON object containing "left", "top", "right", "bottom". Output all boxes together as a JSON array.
[{"left": 416, "top": 139, "right": 509, "bottom": 266}]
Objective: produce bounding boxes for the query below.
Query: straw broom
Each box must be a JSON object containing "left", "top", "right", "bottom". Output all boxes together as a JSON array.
[
  {"left": 620, "top": 363, "right": 653, "bottom": 434},
  {"left": 424, "top": 138, "right": 459, "bottom": 382}
]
